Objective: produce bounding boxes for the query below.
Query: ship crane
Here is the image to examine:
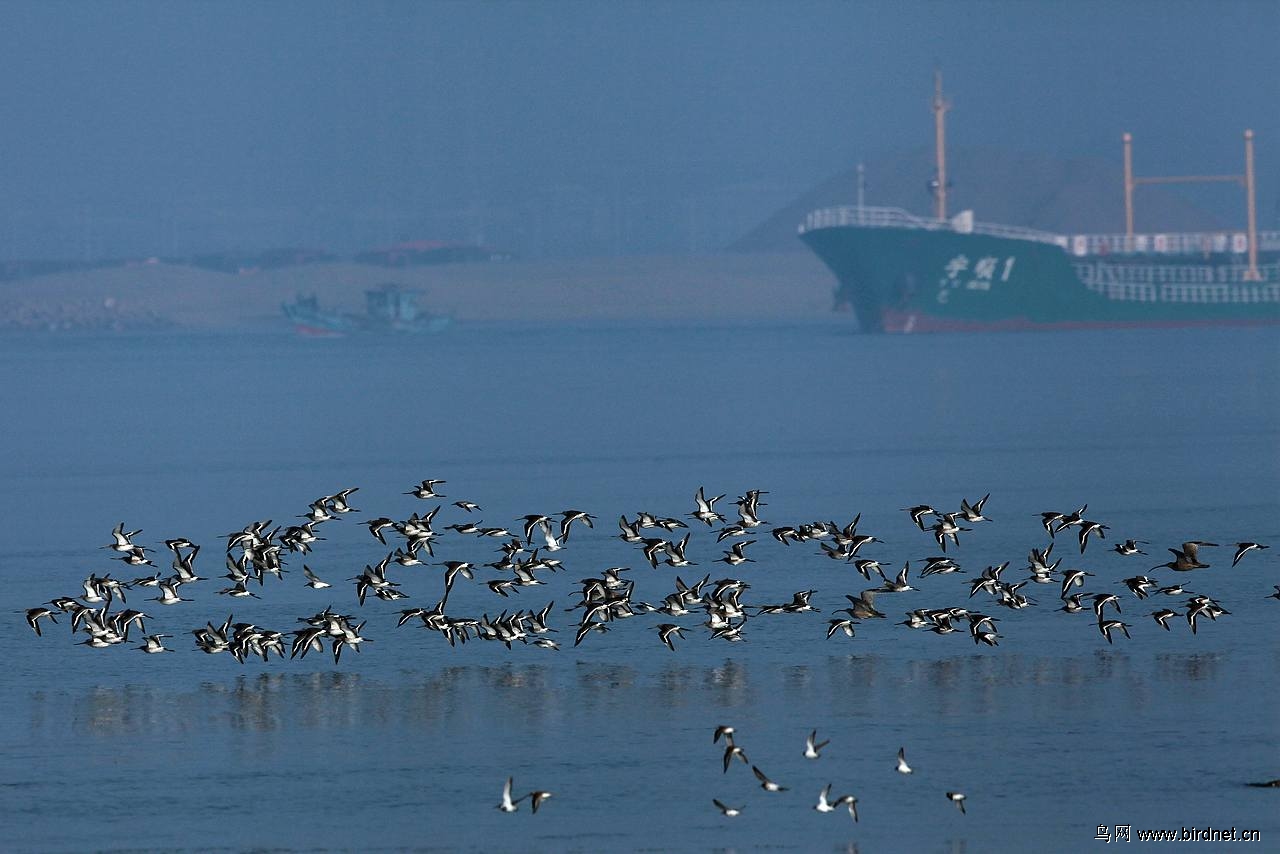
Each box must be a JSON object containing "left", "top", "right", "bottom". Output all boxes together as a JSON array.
[{"left": 1123, "top": 130, "right": 1261, "bottom": 281}]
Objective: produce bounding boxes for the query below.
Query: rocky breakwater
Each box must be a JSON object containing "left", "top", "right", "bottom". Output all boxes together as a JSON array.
[{"left": 0, "top": 293, "right": 167, "bottom": 332}]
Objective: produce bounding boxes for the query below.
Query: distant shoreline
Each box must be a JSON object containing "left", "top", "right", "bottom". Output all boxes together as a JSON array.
[{"left": 0, "top": 251, "right": 836, "bottom": 333}]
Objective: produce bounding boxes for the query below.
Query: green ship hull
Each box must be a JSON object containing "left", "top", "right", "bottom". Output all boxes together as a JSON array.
[{"left": 799, "top": 207, "right": 1280, "bottom": 333}]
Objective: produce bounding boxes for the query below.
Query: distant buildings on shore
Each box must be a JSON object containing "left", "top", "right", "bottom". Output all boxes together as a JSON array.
[{"left": 0, "top": 240, "right": 512, "bottom": 283}]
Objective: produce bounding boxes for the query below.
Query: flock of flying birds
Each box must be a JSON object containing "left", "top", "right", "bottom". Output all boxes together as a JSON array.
[
  {"left": 708, "top": 726, "right": 967, "bottom": 822},
  {"left": 493, "top": 726, "right": 970, "bottom": 820},
  {"left": 19, "top": 480, "right": 1276, "bottom": 819},
  {"left": 21, "top": 481, "right": 1274, "bottom": 666}
]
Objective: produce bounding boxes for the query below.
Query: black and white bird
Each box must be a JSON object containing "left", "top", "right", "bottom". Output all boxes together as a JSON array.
[
  {"left": 1077, "top": 519, "right": 1109, "bottom": 553},
  {"left": 691, "top": 487, "right": 726, "bottom": 527},
  {"left": 1122, "top": 575, "right": 1158, "bottom": 599},
  {"left": 1098, "top": 618, "right": 1132, "bottom": 644},
  {"left": 558, "top": 509, "right": 596, "bottom": 542},
  {"left": 957, "top": 493, "right": 991, "bottom": 523},
  {"left": 365, "top": 517, "right": 395, "bottom": 545},
  {"left": 103, "top": 522, "right": 145, "bottom": 554},
  {"left": 877, "top": 564, "right": 916, "bottom": 593},
  {"left": 752, "top": 765, "right": 788, "bottom": 792},
  {"left": 1092, "top": 592, "right": 1122, "bottom": 618},
  {"left": 528, "top": 789, "right": 553, "bottom": 814},
  {"left": 827, "top": 618, "right": 856, "bottom": 639},
  {"left": 722, "top": 739, "right": 748, "bottom": 773},
  {"left": 1058, "top": 568, "right": 1093, "bottom": 599},
  {"left": 25, "top": 607, "right": 58, "bottom": 636},
  {"left": 712, "top": 799, "right": 742, "bottom": 817},
  {"left": 803, "top": 730, "right": 829, "bottom": 759},
  {"left": 302, "top": 565, "right": 331, "bottom": 589},
  {"left": 152, "top": 581, "right": 189, "bottom": 606},
  {"left": 1114, "top": 539, "right": 1148, "bottom": 556},
  {"left": 406, "top": 479, "right": 446, "bottom": 499},
  {"left": 497, "top": 777, "right": 522, "bottom": 813},
  {"left": 137, "top": 633, "right": 173, "bottom": 653},
  {"left": 902, "top": 504, "right": 936, "bottom": 530},
  {"left": 1232, "top": 542, "right": 1269, "bottom": 567},
  {"left": 931, "top": 513, "right": 969, "bottom": 551},
  {"left": 656, "top": 623, "right": 686, "bottom": 651},
  {"left": 719, "top": 539, "right": 755, "bottom": 566},
  {"left": 815, "top": 783, "right": 855, "bottom": 815}
]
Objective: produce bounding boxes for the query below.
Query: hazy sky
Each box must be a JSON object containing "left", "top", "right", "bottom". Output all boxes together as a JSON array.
[{"left": 0, "top": 0, "right": 1275, "bottom": 257}]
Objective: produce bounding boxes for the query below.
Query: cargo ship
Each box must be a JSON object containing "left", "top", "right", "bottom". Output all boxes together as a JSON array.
[{"left": 798, "top": 76, "right": 1280, "bottom": 333}]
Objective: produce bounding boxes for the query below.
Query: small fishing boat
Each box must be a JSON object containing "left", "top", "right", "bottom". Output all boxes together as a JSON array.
[{"left": 283, "top": 284, "right": 451, "bottom": 336}]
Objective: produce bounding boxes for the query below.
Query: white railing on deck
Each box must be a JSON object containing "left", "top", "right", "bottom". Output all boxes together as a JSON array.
[
  {"left": 1071, "top": 231, "right": 1280, "bottom": 255},
  {"left": 1075, "top": 261, "right": 1280, "bottom": 287},
  {"left": 798, "top": 206, "right": 1067, "bottom": 247},
  {"left": 1071, "top": 279, "right": 1280, "bottom": 304},
  {"left": 800, "top": 205, "right": 1280, "bottom": 258}
]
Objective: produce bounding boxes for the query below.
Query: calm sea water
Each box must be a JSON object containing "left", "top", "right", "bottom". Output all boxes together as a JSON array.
[{"left": 2, "top": 321, "right": 1278, "bottom": 853}]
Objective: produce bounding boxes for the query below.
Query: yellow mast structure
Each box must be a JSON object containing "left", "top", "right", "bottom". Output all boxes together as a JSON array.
[
  {"left": 932, "top": 70, "right": 949, "bottom": 221},
  {"left": 1123, "top": 133, "right": 1135, "bottom": 238},
  {"left": 1122, "top": 130, "right": 1260, "bottom": 280},
  {"left": 1245, "top": 130, "right": 1259, "bottom": 280}
]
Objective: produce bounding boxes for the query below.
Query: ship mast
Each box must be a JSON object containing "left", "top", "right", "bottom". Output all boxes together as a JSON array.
[
  {"left": 1123, "top": 132, "right": 1135, "bottom": 238},
  {"left": 1244, "top": 129, "right": 1258, "bottom": 281},
  {"left": 932, "top": 70, "right": 950, "bottom": 221}
]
